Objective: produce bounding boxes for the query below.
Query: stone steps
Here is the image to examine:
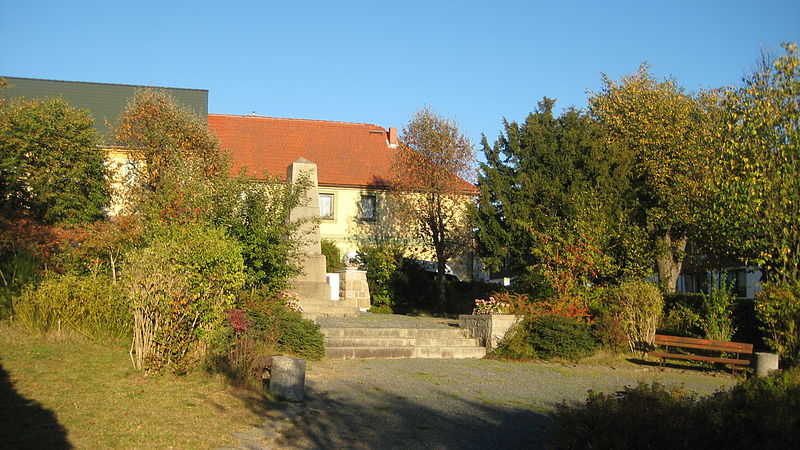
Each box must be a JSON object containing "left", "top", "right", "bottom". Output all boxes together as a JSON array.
[
  {"left": 324, "top": 345, "right": 487, "bottom": 360},
  {"left": 318, "top": 317, "right": 487, "bottom": 360},
  {"left": 325, "top": 337, "right": 483, "bottom": 347}
]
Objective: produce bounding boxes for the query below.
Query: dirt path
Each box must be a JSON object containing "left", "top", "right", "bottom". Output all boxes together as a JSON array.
[{"left": 228, "top": 358, "right": 736, "bottom": 449}]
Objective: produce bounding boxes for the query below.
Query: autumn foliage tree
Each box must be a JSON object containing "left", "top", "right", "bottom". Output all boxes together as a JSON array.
[
  {"left": 391, "top": 106, "right": 476, "bottom": 309},
  {"left": 114, "top": 88, "right": 223, "bottom": 216},
  {"left": 708, "top": 42, "right": 800, "bottom": 285},
  {"left": 589, "top": 67, "right": 716, "bottom": 293}
]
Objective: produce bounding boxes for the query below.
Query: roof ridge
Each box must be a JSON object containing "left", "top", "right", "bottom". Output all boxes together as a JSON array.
[
  {"left": 208, "top": 113, "right": 386, "bottom": 130},
  {"left": 1, "top": 75, "right": 208, "bottom": 93}
]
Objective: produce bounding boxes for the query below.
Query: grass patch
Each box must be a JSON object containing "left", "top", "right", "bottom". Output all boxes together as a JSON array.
[{"left": 0, "top": 323, "right": 270, "bottom": 449}]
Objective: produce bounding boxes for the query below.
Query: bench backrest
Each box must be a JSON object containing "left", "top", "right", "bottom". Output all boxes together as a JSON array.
[{"left": 653, "top": 334, "right": 753, "bottom": 354}]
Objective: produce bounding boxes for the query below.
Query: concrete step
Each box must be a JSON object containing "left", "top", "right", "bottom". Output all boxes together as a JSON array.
[
  {"left": 320, "top": 327, "right": 466, "bottom": 338},
  {"left": 324, "top": 337, "right": 483, "bottom": 347},
  {"left": 325, "top": 346, "right": 487, "bottom": 359}
]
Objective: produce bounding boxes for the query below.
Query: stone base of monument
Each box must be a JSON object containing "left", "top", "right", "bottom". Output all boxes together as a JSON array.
[{"left": 269, "top": 356, "right": 306, "bottom": 402}]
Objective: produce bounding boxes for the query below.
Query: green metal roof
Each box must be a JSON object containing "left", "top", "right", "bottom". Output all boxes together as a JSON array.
[{"left": 0, "top": 76, "right": 209, "bottom": 144}]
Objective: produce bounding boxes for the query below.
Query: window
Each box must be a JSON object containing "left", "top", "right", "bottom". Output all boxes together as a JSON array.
[
  {"left": 360, "top": 194, "right": 376, "bottom": 220},
  {"left": 319, "top": 193, "right": 334, "bottom": 219}
]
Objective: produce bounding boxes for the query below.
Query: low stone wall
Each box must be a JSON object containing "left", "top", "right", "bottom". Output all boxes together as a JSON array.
[{"left": 458, "top": 314, "right": 522, "bottom": 349}]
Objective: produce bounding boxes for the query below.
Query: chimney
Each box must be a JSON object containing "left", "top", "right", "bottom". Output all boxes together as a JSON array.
[{"left": 388, "top": 127, "right": 398, "bottom": 147}]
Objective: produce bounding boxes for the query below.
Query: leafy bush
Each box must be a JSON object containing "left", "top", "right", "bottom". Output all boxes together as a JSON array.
[
  {"left": 755, "top": 281, "right": 800, "bottom": 366},
  {"left": 661, "top": 301, "right": 704, "bottom": 337},
  {"left": 553, "top": 382, "right": 706, "bottom": 449},
  {"left": 356, "top": 243, "right": 404, "bottom": 309},
  {"left": 525, "top": 314, "right": 599, "bottom": 361},
  {"left": 125, "top": 225, "right": 246, "bottom": 374},
  {"left": 13, "top": 273, "right": 129, "bottom": 341},
  {"left": 552, "top": 368, "right": 800, "bottom": 449},
  {"left": 208, "top": 291, "right": 324, "bottom": 384},
  {"left": 321, "top": 238, "right": 345, "bottom": 273},
  {"left": 592, "top": 311, "right": 629, "bottom": 354},
  {"left": 490, "top": 322, "right": 537, "bottom": 360},
  {"left": 614, "top": 280, "right": 663, "bottom": 352},
  {"left": 700, "top": 282, "right": 737, "bottom": 342}
]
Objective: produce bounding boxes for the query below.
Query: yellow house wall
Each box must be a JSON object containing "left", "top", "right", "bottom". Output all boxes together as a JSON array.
[
  {"left": 317, "top": 185, "right": 386, "bottom": 256},
  {"left": 317, "top": 186, "right": 476, "bottom": 281}
]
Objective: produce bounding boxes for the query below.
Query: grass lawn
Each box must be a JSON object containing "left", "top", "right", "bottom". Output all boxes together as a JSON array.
[{"left": 0, "top": 323, "right": 271, "bottom": 449}]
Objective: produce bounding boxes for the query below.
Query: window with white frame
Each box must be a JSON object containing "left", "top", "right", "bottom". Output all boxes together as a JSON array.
[
  {"left": 360, "top": 194, "right": 376, "bottom": 220},
  {"left": 319, "top": 193, "right": 334, "bottom": 219}
]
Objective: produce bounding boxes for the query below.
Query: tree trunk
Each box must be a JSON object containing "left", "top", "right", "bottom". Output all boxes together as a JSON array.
[
  {"left": 655, "top": 233, "right": 687, "bottom": 294},
  {"left": 435, "top": 247, "right": 447, "bottom": 311}
]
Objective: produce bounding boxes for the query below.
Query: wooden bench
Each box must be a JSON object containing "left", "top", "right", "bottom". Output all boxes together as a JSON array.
[{"left": 649, "top": 334, "right": 753, "bottom": 371}]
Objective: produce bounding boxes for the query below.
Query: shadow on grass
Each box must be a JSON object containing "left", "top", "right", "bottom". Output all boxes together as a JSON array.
[
  {"left": 0, "top": 361, "right": 71, "bottom": 449},
  {"left": 628, "top": 357, "right": 742, "bottom": 375},
  {"left": 278, "top": 382, "right": 554, "bottom": 449}
]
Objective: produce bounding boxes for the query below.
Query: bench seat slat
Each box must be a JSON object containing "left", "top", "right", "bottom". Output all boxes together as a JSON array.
[{"left": 648, "top": 352, "right": 751, "bottom": 366}]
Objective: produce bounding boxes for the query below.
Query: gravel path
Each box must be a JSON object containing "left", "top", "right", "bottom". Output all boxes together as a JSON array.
[{"left": 228, "top": 357, "right": 736, "bottom": 449}]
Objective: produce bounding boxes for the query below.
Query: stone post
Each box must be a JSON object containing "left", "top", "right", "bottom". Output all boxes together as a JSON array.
[
  {"left": 754, "top": 352, "right": 780, "bottom": 377},
  {"left": 338, "top": 269, "right": 370, "bottom": 311},
  {"left": 269, "top": 356, "right": 306, "bottom": 402}
]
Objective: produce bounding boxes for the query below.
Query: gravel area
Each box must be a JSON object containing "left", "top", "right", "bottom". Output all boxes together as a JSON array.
[{"left": 229, "top": 357, "right": 737, "bottom": 449}]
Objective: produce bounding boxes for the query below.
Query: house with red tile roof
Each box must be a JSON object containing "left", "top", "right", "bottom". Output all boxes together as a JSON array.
[
  {"left": 209, "top": 113, "right": 478, "bottom": 280},
  {"left": 209, "top": 113, "right": 398, "bottom": 255}
]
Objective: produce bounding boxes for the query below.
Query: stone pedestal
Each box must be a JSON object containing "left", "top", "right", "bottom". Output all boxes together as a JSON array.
[
  {"left": 338, "top": 270, "right": 370, "bottom": 311},
  {"left": 459, "top": 314, "right": 522, "bottom": 349},
  {"left": 755, "top": 352, "right": 780, "bottom": 377},
  {"left": 269, "top": 356, "right": 306, "bottom": 402},
  {"left": 287, "top": 158, "right": 330, "bottom": 298}
]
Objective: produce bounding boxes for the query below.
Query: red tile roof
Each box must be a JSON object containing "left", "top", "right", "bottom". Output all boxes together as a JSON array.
[{"left": 209, "top": 114, "right": 395, "bottom": 188}]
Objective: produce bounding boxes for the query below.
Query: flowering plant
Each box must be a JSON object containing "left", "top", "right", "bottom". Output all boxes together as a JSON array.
[
  {"left": 473, "top": 296, "right": 510, "bottom": 315},
  {"left": 279, "top": 290, "right": 304, "bottom": 313}
]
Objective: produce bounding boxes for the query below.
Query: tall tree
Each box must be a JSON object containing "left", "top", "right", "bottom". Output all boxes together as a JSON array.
[
  {"left": 114, "top": 89, "right": 306, "bottom": 291},
  {"left": 473, "top": 98, "right": 641, "bottom": 295},
  {"left": 114, "top": 88, "right": 223, "bottom": 214},
  {"left": 0, "top": 97, "right": 109, "bottom": 224},
  {"left": 589, "top": 67, "right": 715, "bottom": 293},
  {"left": 391, "top": 106, "right": 476, "bottom": 309},
  {"left": 708, "top": 42, "right": 800, "bottom": 284}
]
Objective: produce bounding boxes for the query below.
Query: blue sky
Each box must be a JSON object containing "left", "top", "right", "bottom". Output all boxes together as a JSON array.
[{"left": 2, "top": 1, "right": 798, "bottom": 146}]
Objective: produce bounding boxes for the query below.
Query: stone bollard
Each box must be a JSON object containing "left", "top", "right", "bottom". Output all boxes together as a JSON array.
[
  {"left": 269, "top": 356, "right": 306, "bottom": 402},
  {"left": 754, "top": 352, "right": 780, "bottom": 377}
]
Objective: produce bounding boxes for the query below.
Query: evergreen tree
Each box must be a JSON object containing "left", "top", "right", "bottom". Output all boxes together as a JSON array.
[{"left": 472, "top": 98, "right": 642, "bottom": 292}]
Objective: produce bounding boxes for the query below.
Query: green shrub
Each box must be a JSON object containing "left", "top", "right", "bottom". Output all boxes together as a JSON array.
[
  {"left": 660, "top": 302, "right": 704, "bottom": 337},
  {"left": 321, "top": 239, "right": 345, "bottom": 273},
  {"left": 755, "top": 281, "right": 800, "bottom": 366},
  {"left": 525, "top": 314, "right": 599, "bottom": 361},
  {"left": 700, "top": 282, "right": 737, "bottom": 342},
  {"left": 0, "top": 250, "right": 41, "bottom": 319},
  {"left": 614, "top": 280, "right": 663, "bottom": 352},
  {"left": 700, "top": 367, "right": 800, "bottom": 448},
  {"left": 368, "top": 304, "right": 394, "bottom": 314},
  {"left": 125, "top": 224, "right": 246, "bottom": 374},
  {"left": 13, "top": 273, "right": 129, "bottom": 341},
  {"left": 552, "top": 368, "right": 800, "bottom": 449},
  {"left": 490, "top": 322, "right": 537, "bottom": 360},
  {"left": 356, "top": 243, "right": 404, "bottom": 309},
  {"left": 592, "top": 311, "right": 629, "bottom": 354},
  {"left": 553, "top": 382, "right": 706, "bottom": 449}
]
